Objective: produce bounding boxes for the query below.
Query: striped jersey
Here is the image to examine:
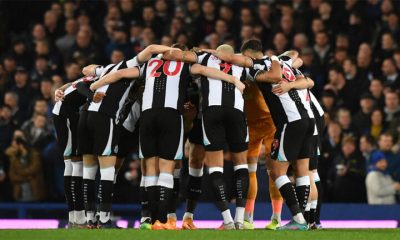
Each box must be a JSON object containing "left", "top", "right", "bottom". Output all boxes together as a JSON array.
[
  {"left": 196, "top": 52, "right": 248, "bottom": 112},
  {"left": 248, "top": 56, "right": 313, "bottom": 129},
  {"left": 138, "top": 55, "right": 191, "bottom": 113},
  {"left": 87, "top": 57, "right": 140, "bottom": 118},
  {"left": 52, "top": 76, "right": 97, "bottom": 116}
]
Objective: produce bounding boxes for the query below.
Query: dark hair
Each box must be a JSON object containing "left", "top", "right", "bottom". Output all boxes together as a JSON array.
[
  {"left": 15, "top": 136, "right": 28, "bottom": 147},
  {"left": 360, "top": 134, "right": 376, "bottom": 145},
  {"left": 240, "top": 39, "right": 263, "bottom": 53}
]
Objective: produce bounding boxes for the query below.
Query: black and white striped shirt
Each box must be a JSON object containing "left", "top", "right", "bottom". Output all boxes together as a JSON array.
[
  {"left": 52, "top": 76, "right": 97, "bottom": 116},
  {"left": 249, "top": 56, "right": 313, "bottom": 129},
  {"left": 196, "top": 52, "right": 248, "bottom": 112},
  {"left": 138, "top": 55, "right": 191, "bottom": 113},
  {"left": 87, "top": 57, "right": 140, "bottom": 118}
]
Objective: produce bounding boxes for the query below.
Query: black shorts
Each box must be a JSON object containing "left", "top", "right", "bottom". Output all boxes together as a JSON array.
[
  {"left": 116, "top": 125, "right": 139, "bottom": 158},
  {"left": 53, "top": 113, "right": 79, "bottom": 157},
  {"left": 78, "top": 111, "right": 119, "bottom": 156},
  {"left": 139, "top": 108, "right": 184, "bottom": 160},
  {"left": 188, "top": 119, "right": 203, "bottom": 145},
  {"left": 201, "top": 106, "right": 248, "bottom": 152},
  {"left": 271, "top": 118, "right": 315, "bottom": 162}
]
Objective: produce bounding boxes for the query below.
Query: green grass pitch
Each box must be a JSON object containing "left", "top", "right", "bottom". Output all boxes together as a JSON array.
[{"left": 0, "top": 229, "right": 399, "bottom": 240}]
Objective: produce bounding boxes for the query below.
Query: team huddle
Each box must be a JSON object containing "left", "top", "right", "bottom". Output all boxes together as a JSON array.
[{"left": 53, "top": 39, "right": 324, "bottom": 231}]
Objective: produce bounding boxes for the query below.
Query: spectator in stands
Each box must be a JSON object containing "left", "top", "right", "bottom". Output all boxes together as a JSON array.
[
  {"left": 11, "top": 67, "right": 37, "bottom": 114},
  {"left": 383, "top": 90, "right": 400, "bottom": 122},
  {"left": 7, "top": 130, "right": 46, "bottom": 202},
  {"left": 366, "top": 151, "right": 400, "bottom": 204},
  {"left": 313, "top": 31, "right": 331, "bottom": 68},
  {"left": 337, "top": 108, "right": 358, "bottom": 138},
  {"left": 39, "top": 79, "right": 54, "bottom": 109},
  {"left": 10, "top": 39, "right": 33, "bottom": 70},
  {"left": 105, "top": 27, "right": 133, "bottom": 60},
  {"left": 367, "top": 109, "right": 388, "bottom": 140},
  {"left": 325, "top": 66, "right": 359, "bottom": 113},
  {"left": 68, "top": 30, "right": 101, "bottom": 67},
  {"left": 359, "top": 135, "right": 376, "bottom": 171},
  {"left": 56, "top": 18, "right": 79, "bottom": 63},
  {"left": 63, "top": 62, "right": 81, "bottom": 83},
  {"left": 34, "top": 40, "right": 62, "bottom": 72},
  {"left": 353, "top": 94, "right": 375, "bottom": 134},
  {"left": 320, "top": 121, "right": 343, "bottom": 201},
  {"left": 381, "top": 58, "right": 400, "bottom": 89},
  {"left": 30, "top": 56, "right": 52, "bottom": 90},
  {"left": 3, "top": 91, "right": 26, "bottom": 128},
  {"left": 333, "top": 136, "right": 366, "bottom": 202},
  {"left": 369, "top": 79, "right": 385, "bottom": 109},
  {"left": 378, "top": 133, "right": 400, "bottom": 181},
  {"left": 21, "top": 114, "right": 53, "bottom": 151},
  {"left": 32, "top": 99, "right": 50, "bottom": 119},
  {"left": 129, "top": 22, "right": 143, "bottom": 54},
  {"left": 110, "top": 49, "right": 125, "bottom": 64}
]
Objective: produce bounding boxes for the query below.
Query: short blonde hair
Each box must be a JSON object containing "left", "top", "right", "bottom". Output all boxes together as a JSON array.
[{"left": 216, "top": 44, "right": 234, "bottom": 54}]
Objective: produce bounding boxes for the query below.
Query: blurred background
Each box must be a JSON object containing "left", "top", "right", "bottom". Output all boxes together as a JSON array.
[{"left": 0, "top": 0, "right": 399, "bottom": 228}]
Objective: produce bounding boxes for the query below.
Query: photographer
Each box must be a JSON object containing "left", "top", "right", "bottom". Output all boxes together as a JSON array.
[{"left": 6, "top": 130, "right": 46, "bottom": 202}]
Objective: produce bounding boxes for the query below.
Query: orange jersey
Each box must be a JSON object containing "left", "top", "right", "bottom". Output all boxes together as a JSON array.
[{"left": 244, "top": 81, "right": 271, "bottom": 123}]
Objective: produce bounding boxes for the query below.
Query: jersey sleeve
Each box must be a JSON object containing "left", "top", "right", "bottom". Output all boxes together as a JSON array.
[
  {"left": 247, "top": 59, "right": 267, "bottom": 81},
  {"left": 293, "top": 67, "right": 303, "bottom": 76},
  {"left": 126, "top": 56, "right": 140, "bottom": 68},
  {"left": 94, "top": 66, "right": 105, "bottom": 77},
  {"left": 195, "top": 52, "right": 209, "bottom": 64}
]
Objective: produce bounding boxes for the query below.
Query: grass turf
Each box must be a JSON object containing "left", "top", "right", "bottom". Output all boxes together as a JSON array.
[{"left": 0, "top": 229, "right": 399, "bottom": 240}]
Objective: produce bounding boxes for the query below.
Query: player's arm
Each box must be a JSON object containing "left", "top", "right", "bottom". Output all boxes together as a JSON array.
[
  {"left": 254, "top": 56, "right": 282, "bottom": 83},
  {"left": 137, "top": 44, "right": 181, "bottom": 64},
  {"left": 272, "top": 76, "right": 314, "bottom": 95},
  {"left": 190, "top": 64, "right": 245, "bottom": 93},
  {"left": 202, "top": 49, "right": 254, "bottom": 68},
  {"left": 162, "top": 50, "right": 198, "bottom": 63},
  {"left": 90, "top": 67, "right": 140, "bottom": 91},
  {"left": 279, "top": 50, "right": 299, "bottom": 60},
  {"left": 54, "top": 82, "right": 72, "bottom": 101},
  {"left": 82, "top": 64, "right": 102, "bottom": 76}
]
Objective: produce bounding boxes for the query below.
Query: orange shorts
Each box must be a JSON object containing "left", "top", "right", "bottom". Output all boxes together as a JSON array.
[{"left": 247, "top": 117, "right": 276, "bottom": 158}]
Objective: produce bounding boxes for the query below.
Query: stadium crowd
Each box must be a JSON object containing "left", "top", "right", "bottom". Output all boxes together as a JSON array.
[{"left": 0, "top": 0, "right": 400, "bottom": 206}]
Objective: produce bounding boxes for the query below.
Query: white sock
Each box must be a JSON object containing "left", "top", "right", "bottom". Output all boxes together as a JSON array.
[
  {"left": 234, "top": 207, "right": 245, "bottom": 224},
  {"left": 71, "top": 161, "right": 83, "bottom": 177},
  {"left": 86, "top": 211, "right": 96, "bottom": 222},
  {"left": 140, "top": 217, "right": 150, "bottom": 223},
  {"left": 100, "top": 211, "right": 111, "bottom": 223},
  {"left": 305, "top": 202, "right": 311, "bottom": 211},
  {"left": 310, "top": 200, "right": 318, "bottom": 210},
  {"left": 221, "top": 209, "right": 233, "bottom": 224},
  {"left": 167, "top": 213, "right": 177, "bottom": 220},
  {"left": 183, "top": 212, "right": 193, "bottom": 220},
  {"left": 74, "top": 210, "right": 86, "bottom": 224},
  {"left": 244, "top": 212, "right": 253, "bottom": 223},
  {"left": 271, "top": 213, "right": 281, "bottom": 222},
  {"left": 68, "top": 211, "right": 74, "bottom": 223},
  {"left": 293, "top": 213, "right": 306, "bottom": 224},
  {"left": 64, "top": 160, "right": 73, "bottom": 176}
]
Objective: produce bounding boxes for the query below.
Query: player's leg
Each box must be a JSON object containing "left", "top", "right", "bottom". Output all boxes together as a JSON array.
[
  {"left": 203, "top": 107, "right": 234, "bottom": 229},
  {"left": 162, "top": 160, "right": 181, "bottom": 229},
  {"left": 243, "top": 123, "right": 262, "bottom": 229},
  {"left": 82, "top": 154, "right": 98, "bottom": 228},
  {"left": 139, "top": 109, "right": 159, "bottom": 228},
  {"left": 231, "top": 150, "right": 249, "bottom": 230},
  {"left": 307, "top": 169, "right": 318, "bottom": 228},
  {"left": 76, "top": 110, "right": 98, "bottom": 228},
  {"left": 225, "top": 108, "right": 250, "bottom": 230},
  {"left": 69, "top": 114, "right": 85, "bottom": 227},
  {"left": 270, "top": 122, "right": 308, "bottom": 230},
  {"left": 53, "top": 114, "right": 75, "bottom": 227},
  {"left": 182, "top": 143, "right": 204, "bottom": 229},
  {"left": 153, "top": 108, "right": 183, "bottom": 230},
  {"left": 90, "top": 112, "right": 120, "bottom": 228},
  {"left": 205, "top": 150, "right": 234, "bottom": 230}
]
